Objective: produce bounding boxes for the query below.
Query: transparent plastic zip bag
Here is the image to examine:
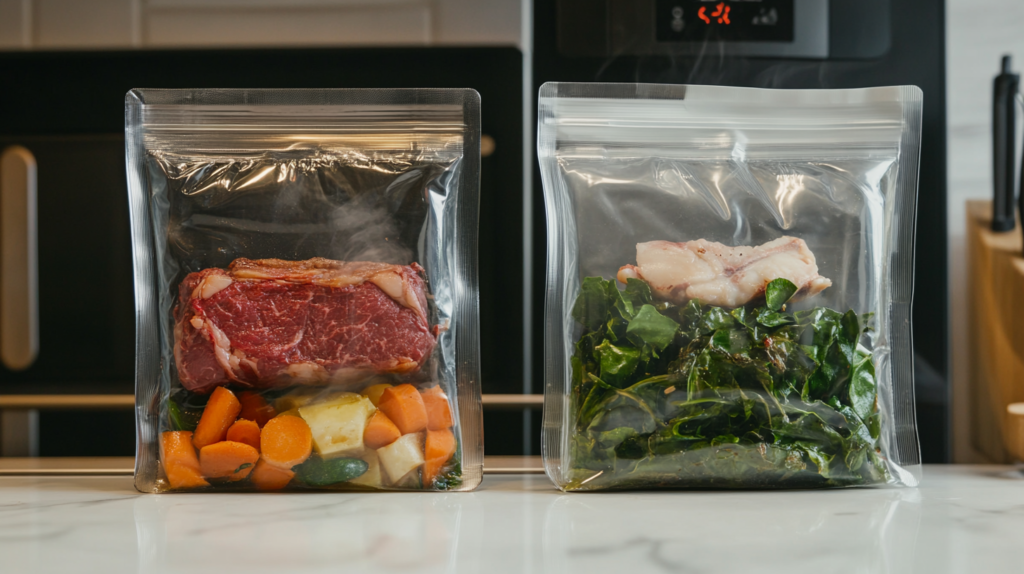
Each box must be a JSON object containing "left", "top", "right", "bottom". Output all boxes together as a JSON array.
[
  {"left": 126, "top": 89, "right": 482, "bottom": 493},
  {"left": 538, "top": 83, "right": 922, "bottom": 491}
]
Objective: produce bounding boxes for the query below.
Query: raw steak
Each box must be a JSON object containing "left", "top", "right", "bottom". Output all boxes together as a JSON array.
[
  {"left": 617, "top": 236, "right": 832, "bottom": 308},
  {"left": 174, "top": 258, "right": 436, "bottom": 393}
]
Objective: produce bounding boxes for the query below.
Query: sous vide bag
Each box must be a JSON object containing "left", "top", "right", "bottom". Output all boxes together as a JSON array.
[
  {"left": 538, "top": 83, "right": 923, "bottom": 490},
  {"left": 127, "top": 89, "right": 482, "bottom": 492}
]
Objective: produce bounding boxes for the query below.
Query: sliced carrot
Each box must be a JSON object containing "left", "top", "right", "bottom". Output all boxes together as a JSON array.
[
  {"left": 251, "top": 458, "right": 295, "bottom": 491},
  {"left": 226, "top": 419, "right": 261, "bottom": 451},
  {"left": 199, "top": 440, "right": 259, "bottom": 481},
  {"left": 420, "top": 386, "right": 454, "bottom": 431},
  {"left": 193, "top": 387, "right": 242, "bottom": 449},
  {"left": 364, "top": 410, "right": 402, "bottom": 449},
  {"left": 161, "top": 431, "right": 209, "bottom": 489},
  {"left": 239, "top": 391, "right": 277, "bottom": 427},
  {"left": 377, "top": 384, "right": 428, "bottom": 435},
  {"left": 261, "top": 414, "right": 313, "bottom": 469},
  {"left": 422, "top": 428, "right": 456, "bottom": 488}
]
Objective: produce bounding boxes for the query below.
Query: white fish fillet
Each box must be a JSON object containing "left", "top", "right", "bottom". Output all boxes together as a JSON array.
[{"left": 617, "top": 236, "right": 832, "bottom": 308}]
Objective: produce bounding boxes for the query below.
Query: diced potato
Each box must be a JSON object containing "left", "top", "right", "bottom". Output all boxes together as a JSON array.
[
  {"left": 297, "top": 393, "right": 375, "bottom": 457},
  {"left": 377, "top": 432, "right": 424, "bottom": 484},
  {"left": 348, "top": 450, "right": 383, "bottom": 487},
  {"left": 360, "top": 383, "right": 394, "bottom": 407}
]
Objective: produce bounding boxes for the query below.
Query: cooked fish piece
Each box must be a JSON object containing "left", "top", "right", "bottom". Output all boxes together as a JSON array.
[{"left": 617, "top": 236, "right": 832, "bottom": 308}]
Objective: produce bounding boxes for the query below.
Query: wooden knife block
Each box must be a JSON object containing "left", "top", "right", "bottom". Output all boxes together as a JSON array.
[{"left": 966, "top": 200, "right": 1024, "bottom": 462}]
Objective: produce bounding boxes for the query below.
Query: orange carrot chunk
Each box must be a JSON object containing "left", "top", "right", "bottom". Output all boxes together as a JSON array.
[
  {"left": 199, "top": 440, "right": 259, "bottom": 481},
  {"left": 420, "top": 386, "right": 454, "bottom": 431},
  {"left": 239, "top": 391, "right": 277, "bottom": 428},
  {"left": 251, "top": 458, "right": 295, "bottom": 491},
  {"left": 261, "top": 415, "right": 313, "bottom": 469},
  {"left": 226, "top": 419, "right": 262, "bottom": 452},
  {"left": 423, "top": 428, "right": 456, "bottom": 488},
  {"left": 193, "top": 387, "right": 242, "bottom": 449},
  {"left": 161, "top": 431, "right": 209, "bottom": 489},
  {"left": 377, "top": 384, "right": 428, "bottom": 435},
  {"left": 364, "top": 410, "right": 402, "bottom": 449}
]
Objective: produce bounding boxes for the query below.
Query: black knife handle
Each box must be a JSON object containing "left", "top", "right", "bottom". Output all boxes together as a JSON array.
[{"left": 994, "top": 55, "right": 1019, "bottom": 232}]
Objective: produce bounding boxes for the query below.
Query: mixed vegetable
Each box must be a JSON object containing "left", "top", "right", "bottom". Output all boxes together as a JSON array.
[
  {"left": 566, "top": 276, "right": 889, "bottom": 490},
  {"left": 160, "top": 381, "right": 460, "bottom": 491}
]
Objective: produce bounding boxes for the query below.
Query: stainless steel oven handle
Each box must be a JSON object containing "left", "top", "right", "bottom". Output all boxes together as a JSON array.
[{"left": 0, "top": 146, "right": 39, "bottom": 371}]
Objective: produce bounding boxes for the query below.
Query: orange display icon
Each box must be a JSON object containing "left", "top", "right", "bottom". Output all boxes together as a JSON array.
[
  {"left": 710, "top": 2, "right": 731, "bottom": 25},
  {"left": 698, "top": 6, "right": 710, "bottom": 24}
]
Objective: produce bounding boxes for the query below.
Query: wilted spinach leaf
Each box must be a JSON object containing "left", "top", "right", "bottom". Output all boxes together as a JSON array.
[
  {"left": 567, "top": 276, "right": 885, "bottom": 490},
  {"left": 615, "top": 278, "right": 653, "bottom": 320},
  {"left": 765, "top": 278, "right": 798, "bottom": 311},
  {"left": 596, "top": 341, "right": 641, "bottom": 387},
  {"left": 626, "top": 304, "right": 680, "bottom": 351},
  {"left": 573, "top": 276, "right": 613, "bottom": 331}
]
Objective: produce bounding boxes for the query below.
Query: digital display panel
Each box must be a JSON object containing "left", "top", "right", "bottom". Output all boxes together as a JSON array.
[{"left": 656, "top": 0, "right": 795, "bottom": 43}]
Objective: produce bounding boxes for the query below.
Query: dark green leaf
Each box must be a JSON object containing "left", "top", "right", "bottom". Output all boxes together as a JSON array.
[
  {"left": 849, "top": 352, "right": 877, "bottom": 422},
  {"left": 233, "top": 463, "right": 253, "bottom": 474},
  {"left": 573, "top": 276, "right": 613, "bottom": 331},
  {"left": 710, "top": 328, "right": 752, "bottom": 355},
  {"left": 565, "top": 276, "right": 883, "bottom": 489},
  {"left": 730, "top": 306, "right": 755, "bottom": 328},
  {"left": 614, "top": 278, "right": 653, "bottom": 320},
  {"left": 596, "top": 341, "right": 640, "bottom": 387},
  {"left": 837, "top": 310, "right": 860, "bottom": 366},
  {"left": 702, "top": 307, "right": 736, "bottom": 332},
  {"left": 680, "top": 299, "right": 703, "bottom": 324},
  {"left": 295, "top": 457, "right": 369, "bottom": 487},
  {"left": 626, "top": 304, "right": 680, "bottom": 351},
  {"left": 606, "top": 317, "right": 627, "bottom": 342},
  {"left": 765, "top": 278, "right": 798, "bottom": 311},
  {"left": 797, "top": 442, "right": 835, "bottom": 479},
  {"left": 756, "top": 307, "right": 795, "bottom": 328},
  {"left": 168, "top": 398, "right": 203, "bottom": 432},
  {"left": 432, "top": 453, "right": 463, "bottom": 490}
]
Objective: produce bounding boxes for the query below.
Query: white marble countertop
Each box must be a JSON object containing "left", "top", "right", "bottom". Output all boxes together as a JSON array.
[{"left": 1, "top": 465, "right": 1022, "bottom": 573}]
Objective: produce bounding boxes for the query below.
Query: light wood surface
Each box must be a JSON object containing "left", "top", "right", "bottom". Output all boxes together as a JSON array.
[
  {"left": 1008, "top": 403, "right": 1024, "bottom": 461},
  {"left": 967, "top": 200, "right": 1024, "bottom": 462},
  {"left": 0, "top": 395, "right": 135, "bottom": 409},
  {"left": 0, "top": 456, "right": 544, "bottom": 476},
  {"left": 0, "top": 394, "right": 542, "bottom": 410}
]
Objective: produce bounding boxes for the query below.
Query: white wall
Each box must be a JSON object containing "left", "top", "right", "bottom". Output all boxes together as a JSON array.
[
  {"left": 0, "top": 0, "right": 523, "bottom": 49},
  {"left": 946, "top": 0, "right": 1024, "bottom": 462}
]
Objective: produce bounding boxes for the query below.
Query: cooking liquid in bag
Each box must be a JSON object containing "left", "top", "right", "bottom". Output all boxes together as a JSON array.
[
  {"left": 538, "top": 83, "right": 922, "bottom": 490},
  {"left": 127, "top": 89, "right": 482, "bottom": 492}
]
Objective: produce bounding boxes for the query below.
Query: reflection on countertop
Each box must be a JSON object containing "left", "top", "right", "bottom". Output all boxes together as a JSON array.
[{"left": 0, "top": 465, "right": 1021, "bottom": 573}]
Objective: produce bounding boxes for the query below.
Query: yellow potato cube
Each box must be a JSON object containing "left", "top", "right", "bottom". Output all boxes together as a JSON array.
[
  {"left": 377, "top": 432, "right": 424, "bottom": 484},
  {"left": 360, "top": 383, "right": 394, "bottom": 407},
  {"left": 297, "top": 393, "right": 375, "bottom": 457}
]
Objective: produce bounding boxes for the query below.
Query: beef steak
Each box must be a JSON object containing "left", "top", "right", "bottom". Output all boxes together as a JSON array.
[{"left": 174, "top": 258, "right": 436, "bottom": 393}]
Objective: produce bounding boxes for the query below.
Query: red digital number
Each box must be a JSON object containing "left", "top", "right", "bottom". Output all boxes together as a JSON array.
[{"left": 699, "top": 2, "right": 731, "bottom": 25}]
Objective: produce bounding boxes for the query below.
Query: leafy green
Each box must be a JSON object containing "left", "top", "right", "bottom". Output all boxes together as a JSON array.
[
  {"left": 765, "top": 278, "right": 798, "bottom": 311},
  {"left": 294, "top": 457, "right": 369, "bottom": 486},
  {"left": 626, "top": 305, "right": 680, "bottom": 351},
  {"left": 566, "top": 277, "right": 886, "bottom": 490},
  {"left": 596, "top": 341, "right": 640, "bottom": 386},
  {"left": 168, "top": 393, "right": 206, "bottom": 432},
  {"left": 432, "top": 452, "right": 464, "bottom": 491}
]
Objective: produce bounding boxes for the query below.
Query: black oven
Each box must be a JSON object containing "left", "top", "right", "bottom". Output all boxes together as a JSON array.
[
  {"left": 529, "top": 0, "right": 949, "bottom": 462},
  {"left": 0, "top": 47, "right": 525, "bottom": 456}
]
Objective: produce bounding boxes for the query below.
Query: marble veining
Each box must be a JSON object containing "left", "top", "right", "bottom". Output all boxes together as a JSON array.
[{"left": 0, "top": 466, "right": 1021, "bottom": 573}]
